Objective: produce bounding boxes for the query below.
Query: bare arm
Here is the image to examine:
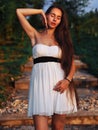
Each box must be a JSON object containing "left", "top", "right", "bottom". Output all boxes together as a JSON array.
[
  {"left": 66, "top": 59, "right": 76, "bottom": 81},
  {"left": 54, "top": 59, "right": 76, "bottom": 93},
  {"left": 16, "top": 8, "right": 47, "bottom": 45}
]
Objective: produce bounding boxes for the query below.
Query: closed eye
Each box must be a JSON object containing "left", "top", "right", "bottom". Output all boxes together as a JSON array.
[
  {"left": 50, "top": 13, "right": 61, "bottom": 20},
  {"left": 50, "top": 13, "right": 55, "bottom": 17},
  {"left": 57, "top": 16, "right": 61, "bottom": 20}
]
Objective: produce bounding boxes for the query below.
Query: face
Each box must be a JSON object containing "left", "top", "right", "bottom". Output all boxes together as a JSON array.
[{"left": 46, "top": 8, "right": 62, "bottom": 29}]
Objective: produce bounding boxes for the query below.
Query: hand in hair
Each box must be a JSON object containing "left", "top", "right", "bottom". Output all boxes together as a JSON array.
[{"left": 40, "top": 10, "right": 48, "bottom": 29}]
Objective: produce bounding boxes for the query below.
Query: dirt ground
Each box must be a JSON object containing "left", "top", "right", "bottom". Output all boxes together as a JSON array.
[{"left": 0, "top": 125, "right": 98, "bottom": 130}]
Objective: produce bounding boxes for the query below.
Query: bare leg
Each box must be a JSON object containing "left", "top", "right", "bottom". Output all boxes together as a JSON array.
[
  {"left": 51, "top": 114, "right": 66, "bottom": 130},
  {"left": 33, "top": 115, "right": 49, "bottom": 130}
]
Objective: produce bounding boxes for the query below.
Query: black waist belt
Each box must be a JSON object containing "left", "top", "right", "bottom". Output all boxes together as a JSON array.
[{"left": 34, "top": 56, "right": 61, "bottom": 64}]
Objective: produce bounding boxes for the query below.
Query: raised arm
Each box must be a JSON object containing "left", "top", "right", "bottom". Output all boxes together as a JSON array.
[{"left": 16, "top": 8, "right": 47, "bottom": 44}]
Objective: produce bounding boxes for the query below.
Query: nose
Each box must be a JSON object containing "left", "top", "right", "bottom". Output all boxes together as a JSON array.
[{"left": 53, "top": 16, "right": 57, "bottom": 21}]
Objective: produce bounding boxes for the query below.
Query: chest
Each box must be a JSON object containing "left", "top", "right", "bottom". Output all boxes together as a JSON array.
[{"left": 35, "top": 32, "right": 58, "bottom": 46}]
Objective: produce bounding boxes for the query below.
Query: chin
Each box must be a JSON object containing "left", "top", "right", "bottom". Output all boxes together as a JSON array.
[{"left": 48, "top": 26, "right": 56, "bottom": 29}]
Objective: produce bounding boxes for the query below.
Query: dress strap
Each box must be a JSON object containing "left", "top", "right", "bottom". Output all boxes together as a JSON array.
[{"left": 34, "top": 56, "right": 61, "bottom": 64}]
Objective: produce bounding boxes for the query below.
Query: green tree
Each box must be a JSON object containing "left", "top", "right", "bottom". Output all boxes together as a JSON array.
[
  {"left": 0, "top": 0, "right": 25, "bottom": 41},
  {"left": 79, "top": 9, "right": 98, "bottom": 37},
  {"left": 0, "top": 0, "right": 45, "bottom": 42}
]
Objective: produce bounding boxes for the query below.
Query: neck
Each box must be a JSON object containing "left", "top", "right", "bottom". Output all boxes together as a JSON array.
[{"left": 44, "top": 28, "right": 55, "bottom": 37}]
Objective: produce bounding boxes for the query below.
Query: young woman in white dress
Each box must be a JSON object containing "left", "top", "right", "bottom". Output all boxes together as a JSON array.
[{"left": 16, "top": 4, "right": 78, "bottom": 130}]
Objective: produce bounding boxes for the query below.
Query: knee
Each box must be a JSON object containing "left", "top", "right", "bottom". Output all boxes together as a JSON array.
[
  {"left": 52, "top": 121, "right": 64, "bottom": 130},
  {"left": 52, "top": 114, "right": 65, "bottom": 130}
]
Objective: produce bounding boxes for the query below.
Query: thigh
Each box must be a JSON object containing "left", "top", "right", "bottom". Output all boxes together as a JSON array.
[{"left": 33, "top": 115, "right": 49, "bottom": 130}]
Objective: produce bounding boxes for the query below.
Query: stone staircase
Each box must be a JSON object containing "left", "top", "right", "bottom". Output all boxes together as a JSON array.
[{"left": 0, "top": 56, "right": 98, "bottom": 127}]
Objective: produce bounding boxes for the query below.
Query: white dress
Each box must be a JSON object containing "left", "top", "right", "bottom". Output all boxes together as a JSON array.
[{"left": 28, "top": 43, "right": 77, "bottom": 117}]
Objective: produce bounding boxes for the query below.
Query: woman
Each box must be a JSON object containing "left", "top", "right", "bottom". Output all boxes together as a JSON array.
[{"left": 16, "top": 4, "right": 78, "bottom": 130}]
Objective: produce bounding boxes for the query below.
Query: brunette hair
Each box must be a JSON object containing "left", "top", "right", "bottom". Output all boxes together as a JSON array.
[
  {"left": 46, "top": 4, "right": 74, "bottom": 78},
  {"left": 46, "top": 5, "right": 79, "bottom": 107}
]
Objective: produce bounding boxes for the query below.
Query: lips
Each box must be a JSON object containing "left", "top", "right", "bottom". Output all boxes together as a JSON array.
[{"left": 51, "top": 22, "right": 56, "bottom": 26}]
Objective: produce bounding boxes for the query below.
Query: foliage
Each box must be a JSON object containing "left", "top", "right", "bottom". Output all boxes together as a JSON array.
[
  {"left": 0, "top": 37, "right": 31, "bottom": 77},
  {"left": 0, "top": 0, "right": 24, "bottom": 40},
  {"left": 79, "top": 9, "right": 98, "bottom": 37},
  {"left": 0, "top": 0, "right": 45, "bottom": 41},
  {"left": 0, "top": 37, "right": 32, "bottom": 104},
  {"left": 73, "top": 32, "right": 98, "bottom": 77},
  {"left": 71, "top": 9, "right": 98, "bottom": 77}
]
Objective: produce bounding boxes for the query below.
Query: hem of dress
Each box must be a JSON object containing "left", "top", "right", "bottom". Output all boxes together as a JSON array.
[{"left": 27, "top": 110, "right": 78, "bottom": 117}]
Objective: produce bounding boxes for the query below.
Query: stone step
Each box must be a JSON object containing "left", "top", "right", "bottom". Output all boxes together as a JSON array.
[
  {"left": 15, "top": 70, "right": 98, "bottom": 90},
  {"left": 21, "top": 61, "right": 33, "bottom": 72},
  {"left": 0, "top": 111, "right": 98, "bottom": 126},
  {"left": 15, "top": 72, "right": 31, "bottom": 90},
  {"left": 21, "top": 59, "right": 88, "bottom": 72},
  {"left": 75, "top": 59, "right": 88, "bottom": 70},
  {"left": 13, "top": 87, "right": 98, "bottom": 101},
  {"left": 1, "top": 87, "right": 97, "bottom": 114},
  {"left": 74, "top": 70, "right": 98, "bottom": 88}
]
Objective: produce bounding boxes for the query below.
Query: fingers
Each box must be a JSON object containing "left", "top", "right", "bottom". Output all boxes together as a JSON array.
[
  {"left": 53, "top": 86, "right": 60, "bottom": 91},
  {"left": 53, "top": 80, "right": 69, "bottom": 94},
  {"left": 53, "top": 86, "right": 65, "bottom": 94},
  {"left": 41, "top": 11, "right": 48, "bottom": 29},
  {"left": 53, "top": 80, "right": 62, "bottom": 91},
  {"left": 56, "top": 80, "right": 62, "bottom": 86},
  {"left": 44, "top": 17, "right": 48, "bottom": 29}
]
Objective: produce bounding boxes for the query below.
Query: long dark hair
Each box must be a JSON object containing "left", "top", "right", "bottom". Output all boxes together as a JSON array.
[
  {"left": 46, "top": 4, "right": 74, "bottom": 78},
  {"left": 46, "top": 5, "right": 79, "bottom": 107}
]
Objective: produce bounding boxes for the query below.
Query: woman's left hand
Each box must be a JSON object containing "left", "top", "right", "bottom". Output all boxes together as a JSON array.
[{"left": 53, "top": 79, "right": 70, "bottom": 94}]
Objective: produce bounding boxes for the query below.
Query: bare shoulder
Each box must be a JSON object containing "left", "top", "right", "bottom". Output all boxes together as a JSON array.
[{"left": 31, "top": 29, "right": 44, "bottom": 46}]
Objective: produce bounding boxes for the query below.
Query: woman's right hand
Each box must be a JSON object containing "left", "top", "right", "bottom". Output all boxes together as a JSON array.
[{"left": 40, "top": 10, "right": 48, "bottom": 29}]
